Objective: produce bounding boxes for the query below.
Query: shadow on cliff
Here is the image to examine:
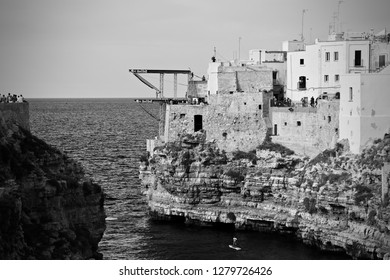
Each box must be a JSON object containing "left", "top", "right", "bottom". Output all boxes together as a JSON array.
[{"left": 0, "top": 124, "right": 106, "bottom": 260}]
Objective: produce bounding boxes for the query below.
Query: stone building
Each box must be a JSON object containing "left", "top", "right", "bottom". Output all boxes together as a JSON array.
[
  {"left": 145, "top": 30, "right": 390, "bottom": 157},
  {"left": 207, "top": 62, "right": 273, "bottom": 96},
  {"left": 164, "top": 90, "right": 272, "bottom": 153}
]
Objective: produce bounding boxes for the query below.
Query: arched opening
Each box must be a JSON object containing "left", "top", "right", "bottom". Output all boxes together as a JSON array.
[{"left": 298, "top": 76, "right": 306, "bottom": 90}]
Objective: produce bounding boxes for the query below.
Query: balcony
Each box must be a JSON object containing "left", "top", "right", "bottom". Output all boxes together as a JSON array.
[{"left": 349, "top": 59, "right": 368, "bottom": 73}]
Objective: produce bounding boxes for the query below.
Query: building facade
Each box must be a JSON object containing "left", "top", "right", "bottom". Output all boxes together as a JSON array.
[
  {"left": 339, "top": 70, "right": 390, "bottom": 153},
  {"left": 286, "top": 34, "right": 390, "bottom": 103},
  {"left": 286, "top": 38, "right": 373, "bottom": 102}
]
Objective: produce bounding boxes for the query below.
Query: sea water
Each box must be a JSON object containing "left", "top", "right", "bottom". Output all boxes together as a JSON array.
[{"left": 29, "top": 98, "right": 349, "bottom": 260}]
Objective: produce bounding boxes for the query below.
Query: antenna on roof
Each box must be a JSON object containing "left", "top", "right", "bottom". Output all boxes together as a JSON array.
[
  {"left": 238, "top": 37, "right": 242, "bottom": 61},
  {"left": 330, "top": 1, "right": 344, "bottom": 34},
  {"left": 300, "top": 9, "right": 308, "bottom": 42},
  {"left": 337, "top": 0, "right": 344, "bottom": 33}
]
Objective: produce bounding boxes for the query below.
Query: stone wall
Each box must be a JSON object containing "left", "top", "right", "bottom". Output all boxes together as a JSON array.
[
  {"left": 218, "top": 66, "right": 273, "bottom": 94},
  {"left": 270, "top": 100, "right": 339, "bottom": 157},
  {"left": 188, "top": 80, "right": 207, "bottom": 98},
  {"left": 165, "top": 92, "right": 271, "bottom": 153},
  {"left": 0, "top": 103, "right": 30, "bottom": 131},
  {"left": 316, "top": 99, "right": 340, "bottom": 151},
  {"left": 370, "top": 42, "right": 390, "bottom": 71},
  {"left": 270, "top": 106, "right": 319, "bottom": 156}
]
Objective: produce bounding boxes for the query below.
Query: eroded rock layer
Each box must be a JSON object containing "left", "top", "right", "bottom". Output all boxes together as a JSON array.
[{"left": 140, "top": 132, "right": 390, "bottom": 259}]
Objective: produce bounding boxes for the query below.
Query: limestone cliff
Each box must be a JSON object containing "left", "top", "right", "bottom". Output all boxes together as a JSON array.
[
  {"left": 140, "top": 132, "right": 390, "bottom": 259},
  {"left": 0, "top": 111, "right": 106, "bottom": 259}
]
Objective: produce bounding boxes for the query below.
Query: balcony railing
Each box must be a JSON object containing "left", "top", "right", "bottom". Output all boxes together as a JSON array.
[{"left": 353, "top": 59, "right": 364, "bottom": 67}]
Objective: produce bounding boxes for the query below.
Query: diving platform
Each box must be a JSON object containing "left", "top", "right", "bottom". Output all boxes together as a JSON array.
[
  {"left": 129, "top": 68, "right": 192, "bottom": 138},
  {"left": 134, "top": 97, "right": 188, "bottom": 104},
  {"left": 129, "top": 68, "right": 192, "bottom": 99}
]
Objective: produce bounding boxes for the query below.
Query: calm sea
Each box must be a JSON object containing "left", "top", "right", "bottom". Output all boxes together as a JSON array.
[{"left": 29, "top": 98, "right": 349, "bottom": 260}]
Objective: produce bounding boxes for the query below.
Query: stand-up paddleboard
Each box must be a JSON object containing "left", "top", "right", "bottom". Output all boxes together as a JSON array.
[{"left": 229, "top": 245, "right": 241, "bottom": 250}]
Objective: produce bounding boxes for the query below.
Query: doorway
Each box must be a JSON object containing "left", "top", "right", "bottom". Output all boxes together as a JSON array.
[
  {"left": 354, "top": 50, "right": 362, "bottom": 66},
  {"left": 379, "top": 55, "right": 386, "bottom": 68},
  {"left": 194, "top": 115, "right": 203, "bottom": 132}
]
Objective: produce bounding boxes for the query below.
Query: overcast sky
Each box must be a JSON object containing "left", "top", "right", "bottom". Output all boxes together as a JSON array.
[{"left": 0, "top": 0, "right": 389, "bottom": 98}]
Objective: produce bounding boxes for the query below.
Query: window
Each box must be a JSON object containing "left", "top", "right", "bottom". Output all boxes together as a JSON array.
[
  {"left": 354, "top": 50, "right": 362, "bottom": 66},
  {"left": 284, "top": 122, "right": 287, "bottom": 126},
  {"left": 349, "top": 87, "right": 353, "bottom": 101},
  {"left": 324, "top": 75, "right": 329, "bottom": 82},
  {"left": 335, "top": 74, "right": 339, "bottom": 82},
  {"left": 258, "top": 105, "right": 262, "bottom": 110},
  {"left": 272, "top": 71, "right": 278, "bottom": 79},
  {"left": 328, "top": 116, "right": 331, "bottom": 123},
  {"left": 325, "top": 52, "right": 330, "bottom": 61},
  {"left": 300, "top": 58, "right": 304, "bottom": 65},
  {"left": 298, "top": 76, "right": 306, "bottom": 89},
  {"left": 334, "top": 52, "right": 339, "bottom": 61},
  {"left": 180, "top": 113, "right": 186, "bottom": 119},
  {"left": 297, "top": 121, "right": 302, "bottom": 126}
]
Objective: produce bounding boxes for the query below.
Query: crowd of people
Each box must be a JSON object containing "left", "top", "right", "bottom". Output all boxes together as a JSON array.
[
  {"left": 0, "top": 93, "right": 26, "bottom": 103},
  {"left": 271, "top": 97, "right": 292, "bottom": 107}
]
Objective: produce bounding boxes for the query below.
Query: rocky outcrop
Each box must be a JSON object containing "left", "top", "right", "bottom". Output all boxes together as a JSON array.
[
  {"left": 0, "top": 111, "right": 106, "bottom": 259},
  {"left": 140, "top": 132, "right": 390, "bottom": 259}
]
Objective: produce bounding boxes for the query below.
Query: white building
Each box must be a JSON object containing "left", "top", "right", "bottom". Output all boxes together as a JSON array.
[
  {"left": 339, "top": 67, "right": 390, "bottom": 153},
  {"left": 286, "top": 33, "right": 390, "bottom": 102}
]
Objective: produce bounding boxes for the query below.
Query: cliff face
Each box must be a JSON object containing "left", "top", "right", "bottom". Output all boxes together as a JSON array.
[
  {"left": 0, "top": 110, "right": 106, "bottom": 259},
  {"left": 140, "top": 132, "right": 390, "bottom": 259}
]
